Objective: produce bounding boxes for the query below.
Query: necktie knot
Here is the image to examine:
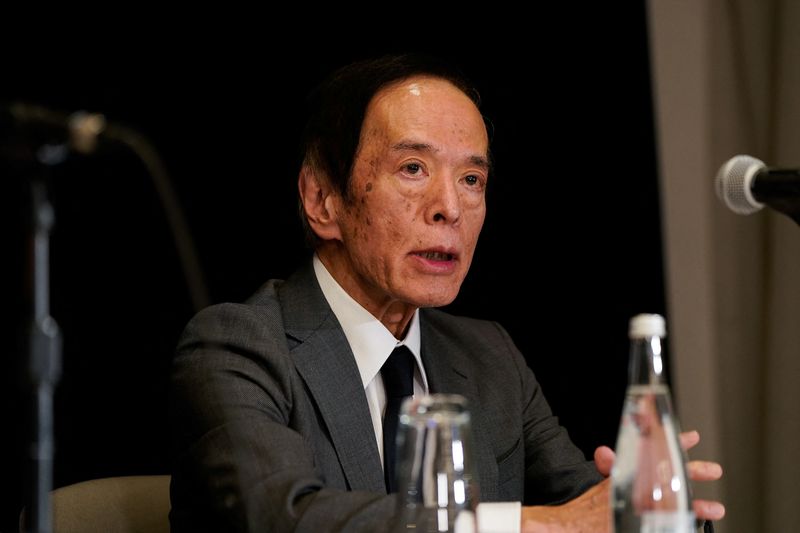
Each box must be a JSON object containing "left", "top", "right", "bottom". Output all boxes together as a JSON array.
[{"left": 381, "top": 345, "right": 415, "bottom": 399}]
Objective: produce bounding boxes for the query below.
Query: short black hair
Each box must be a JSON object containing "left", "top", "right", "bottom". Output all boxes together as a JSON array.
[{"left": 299, "top": 53, "right": 483, "bottom": 246}]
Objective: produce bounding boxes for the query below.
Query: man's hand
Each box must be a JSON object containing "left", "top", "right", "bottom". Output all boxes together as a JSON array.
[
  {"left": 521, "top": 479, "right": 610, "bottom": 533},
  {"left": 520, "top": 430, "right": 724, "bottom": 532},
  {"left": 677, "top": 430, "right": 726, "bottom": 521},
  {"left": 596, "top": 430, "right": 725, "bottom": 521}
]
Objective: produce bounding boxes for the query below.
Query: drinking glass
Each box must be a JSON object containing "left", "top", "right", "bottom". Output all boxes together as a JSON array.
[{"left": 393, "top": 394, "right": 478, "bottom": 533}]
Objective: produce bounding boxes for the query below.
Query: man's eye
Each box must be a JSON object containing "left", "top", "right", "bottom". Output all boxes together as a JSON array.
[
  {"left": 404, "top": 163, "right": 422, "bottom": 174},
  {"left": 464, "top": 175, "right": 480, "bottom": 186}
]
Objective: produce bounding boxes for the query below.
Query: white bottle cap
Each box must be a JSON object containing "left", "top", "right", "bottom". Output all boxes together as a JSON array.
[{"left": 628, "top": 313, "right": 666, "bottom": 338}]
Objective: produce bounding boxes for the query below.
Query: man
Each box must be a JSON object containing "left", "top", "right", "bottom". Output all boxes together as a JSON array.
[{"left": 169, "top": 55, "right": 723, "bottom": 532}]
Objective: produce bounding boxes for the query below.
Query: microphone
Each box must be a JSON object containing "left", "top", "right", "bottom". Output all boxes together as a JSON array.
[
  {"left": 715, "top": 155, "right": 800, "bottom": 224},
  {"left": 3, "top": 101, "right": 211, "bottom": 311},
  {"left": 2, "top": 102, "right": 108, "bottom": 162}
]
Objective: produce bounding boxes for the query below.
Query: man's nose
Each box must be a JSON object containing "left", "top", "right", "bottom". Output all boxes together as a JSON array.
[{"left": 427, "top": 174, "right": 461, "bottom": 225}]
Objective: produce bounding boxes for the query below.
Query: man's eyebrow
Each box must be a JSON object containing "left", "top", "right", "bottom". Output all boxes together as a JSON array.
[
  {"left": 391, "top": 141, "right": 438, "bottom": 153},
  {"left": 469, "top": 155, "right": 491, "bottom": 171},
  {"left": 391, "top": 140, "right": 490, "bottom": 171}
]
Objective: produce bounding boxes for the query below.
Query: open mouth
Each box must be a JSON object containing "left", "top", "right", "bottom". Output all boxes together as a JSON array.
[{"left": 413, "top": 251, "right": 455, "bottom": 261}]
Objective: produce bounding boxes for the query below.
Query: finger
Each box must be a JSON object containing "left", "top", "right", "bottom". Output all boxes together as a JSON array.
[
  {"left": 593, "top": 446, "right": 615, "bottom": 477},
  {"left": 687, "top": 460, "right": 723, "bottom": 481},
  {"left": 693, "top": 499, "right": 726, "bottom": 521},
  {"left": 679, "top": 430, "right": 700, "bottom": 450}
]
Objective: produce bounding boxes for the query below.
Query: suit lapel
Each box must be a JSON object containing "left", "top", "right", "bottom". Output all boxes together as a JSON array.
[
  {"left": 278, "top": 263, "right": 385, "bottom": 493},
  {"left": 420, "top": 313, "right": 499, "bottom": 501},
  {"left": 275, "top": 264, "right": 499, "bottom": 498}
]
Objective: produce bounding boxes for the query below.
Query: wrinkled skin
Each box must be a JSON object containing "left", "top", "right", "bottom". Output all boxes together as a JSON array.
[{"left": 300, "top": 76, "right": 489, "bottom": 338}]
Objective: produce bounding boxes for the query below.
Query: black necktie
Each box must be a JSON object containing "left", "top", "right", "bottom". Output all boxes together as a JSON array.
[{"left": 381, "top": 345, "right": 415, "bottom": 493}]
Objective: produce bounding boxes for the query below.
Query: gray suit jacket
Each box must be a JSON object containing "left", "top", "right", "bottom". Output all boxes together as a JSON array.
[{"left": 169, "top": 262, "right": 601, "bottom": 532}]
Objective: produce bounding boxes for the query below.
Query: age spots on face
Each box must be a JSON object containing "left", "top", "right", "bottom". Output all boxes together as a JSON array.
[
  {"left": 388, "top": 223, "right": 403, "bottom": 242},
  {"left": 343, "top": 198, "right": 371, "bottom": 239},
  {"left": 366, "top": 182, "right": 373, "bottom": 192}
]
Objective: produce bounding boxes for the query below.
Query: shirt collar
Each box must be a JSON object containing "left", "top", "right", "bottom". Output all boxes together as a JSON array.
[{"left": 313, "top": 255, "right": 426, "bottom": 390}]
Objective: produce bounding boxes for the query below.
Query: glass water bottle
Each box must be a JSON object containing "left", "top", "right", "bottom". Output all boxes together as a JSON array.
[{"left": 611, "top": 314, "right": 694, "bottom": 532}]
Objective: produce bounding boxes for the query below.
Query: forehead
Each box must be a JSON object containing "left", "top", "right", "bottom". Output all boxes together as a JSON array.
[{"left": 362, "top": 76, "right": 488, "bottom": 150}]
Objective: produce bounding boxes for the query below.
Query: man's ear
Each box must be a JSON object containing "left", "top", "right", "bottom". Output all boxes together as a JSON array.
[{"left": 298, "top": 165, "right": 343, "bottom": 242}]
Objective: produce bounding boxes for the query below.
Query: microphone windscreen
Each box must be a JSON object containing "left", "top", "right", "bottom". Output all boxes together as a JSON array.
[{"left": 715, "top": 154, "right": 765, "bottom": 214}]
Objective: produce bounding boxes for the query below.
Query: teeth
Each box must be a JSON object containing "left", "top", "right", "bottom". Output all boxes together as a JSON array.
[{"left": 421, "top": 252, "right": 451, "bottom": 261}]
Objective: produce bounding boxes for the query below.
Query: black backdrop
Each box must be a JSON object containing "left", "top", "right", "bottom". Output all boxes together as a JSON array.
[{"left": 1, "top": 5, "right": 665, "bottom": 530}]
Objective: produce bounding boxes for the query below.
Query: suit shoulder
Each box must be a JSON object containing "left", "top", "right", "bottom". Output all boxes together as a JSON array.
[
  {"left": 199, "top": 278, "right": 284, "bottom": 320},
  {"left": 243, "top": 278, "right": 285, "bottom": 307},
  {"left": 421, "top": 308, "right": 511, "bottom": 341},
  {"left": 178, "top": 279, "right": 287, "bottom": 351},
  {"left": 420, "top": 308, "right": 521, "bottom": 367}
]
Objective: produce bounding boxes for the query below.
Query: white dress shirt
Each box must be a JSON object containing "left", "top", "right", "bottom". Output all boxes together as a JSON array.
[
  {"left": 313, "top": 255, "right": 521, "bottom": 533},
  {"left": 313, "top": 255, "right": 428, "bottom": 462}
]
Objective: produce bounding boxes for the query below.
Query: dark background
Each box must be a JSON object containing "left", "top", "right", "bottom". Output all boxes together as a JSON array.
[{"left": 1, "top": 5, "right": 664, "bottom": 530}]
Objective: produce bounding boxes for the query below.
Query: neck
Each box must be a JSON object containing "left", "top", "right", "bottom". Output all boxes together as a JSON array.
[
  {"left": 317, "top": 249, "right": 417, "bottom": 339},
  {"left": 375, "top": 302, "right": 416, "bottom": 340}
]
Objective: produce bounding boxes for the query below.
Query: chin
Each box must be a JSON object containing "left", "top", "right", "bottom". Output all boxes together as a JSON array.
[
  {"left": 395, "top": 272, "right": 465, "bottom": 308},
  {"left": 411, "top": 287, "right": 460, "bottom": 308}
]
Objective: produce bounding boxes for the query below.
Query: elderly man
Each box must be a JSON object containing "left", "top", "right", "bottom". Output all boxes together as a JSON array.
[{"left": 169, "top": 54, "right": 723, "bottom": 532}]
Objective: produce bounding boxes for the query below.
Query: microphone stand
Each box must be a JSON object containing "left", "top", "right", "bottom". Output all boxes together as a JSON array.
[
  {"left": 8, "top": 106, "right": 208, "bottom": 532},
  {"left": 24, "top": 158, "right": 64, "bottom": 533}
]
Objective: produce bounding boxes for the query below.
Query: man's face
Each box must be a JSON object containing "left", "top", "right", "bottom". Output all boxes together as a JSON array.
[{"left": 327, "top": 76, "right": 489, "bottom": 310}]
